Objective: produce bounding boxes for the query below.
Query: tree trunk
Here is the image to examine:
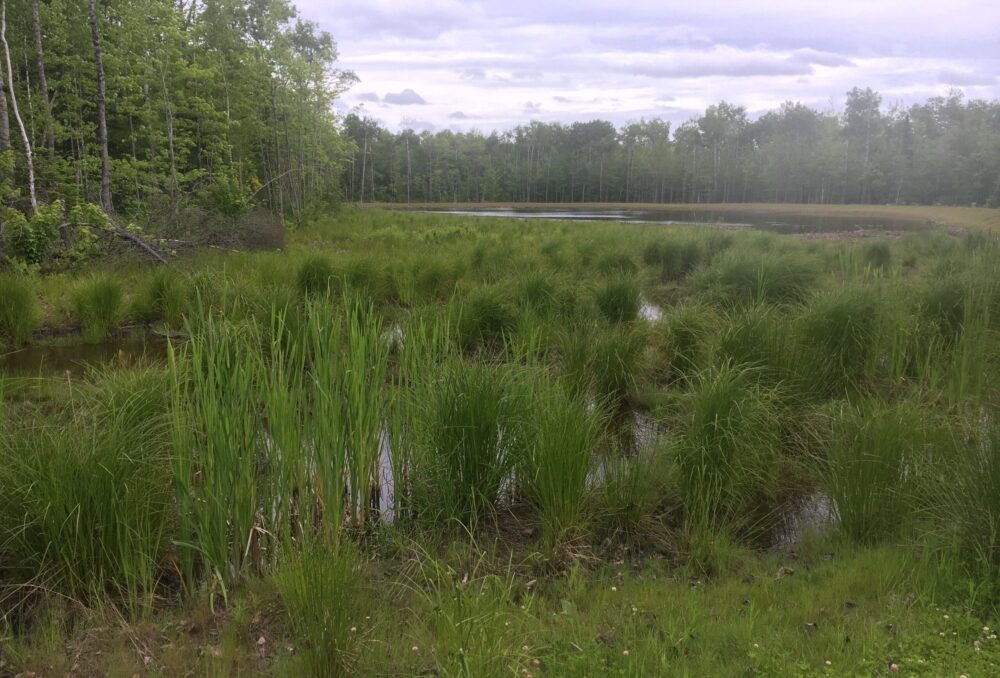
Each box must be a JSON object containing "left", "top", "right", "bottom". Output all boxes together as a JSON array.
[
  {"left": 0, "top": 50, "right": 10, "bottom": 151},
  {"left": 31, "top": 0, "right": 54, "bottom": 151},
  {"left": 1, "top": 2, "right": 37, "bottom": 211},
  {"left": 88, "top": 0, "right": 113, "bottom": 213}
]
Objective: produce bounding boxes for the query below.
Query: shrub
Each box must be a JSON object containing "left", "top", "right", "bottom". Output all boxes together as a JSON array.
[
  {"left": 72, "top": 274, "right": 125, "bottom": 343},
  {"left": 0, "top": 273, "right": 38, "bottom": 344}
]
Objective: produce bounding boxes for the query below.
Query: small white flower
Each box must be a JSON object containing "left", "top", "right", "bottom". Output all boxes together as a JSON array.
[
  {"left": 622, "top": 650, "right": 630, "bottom": 657},
  {"left": 944, "top": 614, "right": 950, "bottom": 620},
  {"left": 825, "top": 660, "right": 832, "bottom": 666},
  {"left": 753, "top": 643, "right": 760, "bottom": 649},
  {"left": 611, "top": 586, "right": 618, "bottom": 592}
]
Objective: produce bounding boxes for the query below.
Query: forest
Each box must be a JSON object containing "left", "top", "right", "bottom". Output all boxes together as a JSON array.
[
  {"left": 0, "top": 0, "right": 352, "bottom": 267},
  {"left": 342, "top": 90, "right": 1000, "bottom": 208}
]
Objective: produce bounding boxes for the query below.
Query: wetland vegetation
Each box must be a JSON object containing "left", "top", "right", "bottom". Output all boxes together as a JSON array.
[{"left": 2, "top": 208, "right": 1000, "bottom": 675}]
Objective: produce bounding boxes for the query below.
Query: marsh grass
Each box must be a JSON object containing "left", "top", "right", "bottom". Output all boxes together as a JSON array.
[
  {"left": 693, "top": 250, "right": 817, "bottom": 306},
  {"left": 794, "top": 285, "right": 884, "bottom": 396},
  {"left": 0, "top": 273, "right": 38, "bottom": 344},
  {"left": 411, "top": 359, "right": 530, "bottom": 527},
  {"left": 72, "top": 274, "right": 125, "bottom": 343},
  {"left": 520, "top": 381, "right": 603, "bottom": 548},
  {"left": 671, "top": 363, "right": 782, "bottom": 534},
  {"left": 134, "top": 268, "right": 189, "bottom": 329},
  {"left": 0, "top": 371, "right": 172, "bottom": 616},
  {"left": 946, "top": 414, "right": 1000, "bottom": 576},
  {"left": 295, "top": 254, "right": 336, "bottom": 296},
  {"left": 455, "top": 285, "right": 518, "bottom": 350},
  {"left": 595, "top": 274, "right": 642, "bottom": 322},
  {"left": 274, "top": 543, "right": 363, "bottom": 677},
  {"left": 823, "top": 400, "right": 943, "bottom": 544},
  {"left": 559, "top": 322, "right": 644, "bottom": 406}
]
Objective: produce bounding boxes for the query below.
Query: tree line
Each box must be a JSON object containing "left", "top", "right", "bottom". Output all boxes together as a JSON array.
[
  {"left": 343, "top": 88, "right": 1000, "bottom": 208},
  {"left": 0, "top": 0, "right": 353, "bottom": 265}
]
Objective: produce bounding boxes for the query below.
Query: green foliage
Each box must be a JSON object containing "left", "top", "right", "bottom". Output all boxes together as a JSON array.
[
  {"left": 295, "top": 255, "right": 335, "bottom": 297},
  {"left": 672, "top": 364, "right": 782, "bottom": 531},
  {"left": 824, "top": 400, "right": 940, "bottom": 544},
  {"left": 594, "top": 274, "right": 642, "bottom": 322},
  {"left": 862, "top": 240, "right": 892, "bottom": 271},
  {"left": 0, "top": 369, "right": 172, "bottom": 615},
  {"left": 795, "top": 286, "right": 884, "bottom": 395},
  {"left": 134, "top": 268, "right": 189, "bottom": 328},
  {"left": 560, "top": 323, "right": 645, "bottom": 405},
  {"left": 274, "top": 544, "right": 364, "bottom": 676},
  {"left": 692, "top": 250, "right": 818, "bottom": 306},
  {"left": 456, "top": 285, "right": 518, "bottom": 349},
  {"left": 0, "top": 274, "right": 38, "bottom": 344},
  {"left": 72, "top": 274, "right": 125, "bottom": 343},
  {"left": 520, "top": 381, "right": 603, "bottom": 547},
  {"left": 411, "top": 360, "right": 529, "bottom": 526},
  {"left": 5, "top": 202, "right": 64, "bottom": 265}
]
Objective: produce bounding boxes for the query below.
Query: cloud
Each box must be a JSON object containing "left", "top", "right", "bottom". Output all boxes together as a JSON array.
[
  {"left": 460, "top": 68, "right": 487, "bottom": 80},
  {"left": 297, "top": 0, "right": 1000, "bottom": 132},
  {"left": 937, "top": 68, "right": 997, "bottom": 86},
  {"left": 791, "top": 48, "right": 856, "bottom": 68},
  {"left": 383, "top": 89, "right": 429, "bottom": 105},
  {"left": 449, "top": 111, "right": 472, "bottom": 119}
]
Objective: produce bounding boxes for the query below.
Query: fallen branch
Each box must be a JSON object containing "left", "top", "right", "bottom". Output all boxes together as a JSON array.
[{"left": 105, "top": 215, "right": 171, "bottom": 266}]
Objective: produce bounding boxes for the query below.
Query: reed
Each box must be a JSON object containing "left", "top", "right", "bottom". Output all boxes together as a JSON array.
[
  {"left": 0, "top": 273, "right": 38, "bottom": 345},
  {"left": 72, "top": 274, "right": 125, "bottom": 343}
]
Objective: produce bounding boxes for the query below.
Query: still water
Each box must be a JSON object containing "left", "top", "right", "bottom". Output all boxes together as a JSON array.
[{"left": 407, "top": 206, "right": 931, "bottom": 235}]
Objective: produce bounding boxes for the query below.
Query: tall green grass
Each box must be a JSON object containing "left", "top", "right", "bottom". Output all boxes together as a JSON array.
[
  {"left": 794, "top": 285, "right": 884, "bottom": 396},
  {"left": 693, "top": 250, "right": 817, "bottom": 306},
  {"left": 296, "top": 254, "right": 335, "bottom": 296},
  {"left": 72, "top": 274, "right": 125, "bottom": 343},
  {"left": 0, "top": 368, "right": 172, "bottom": 616},
  {"left": 134, "top": 268, "right": 189, "bottom": 329},
  {"left": 274, "top": 544, "right": 364, "bottom": 676},
  {"left": 594, "top": 274, "right": 642, "bottom": 322},
  {"left": 0, "top": 273, "right": 38, "bottom": 344},
  {"left": 671, "top": 363, "right": 782, "bottom": 533},
  {"left": 410, "top": 359, "right": 529, "bottom": 527},
  {"left": 520, "top": 381, "right": 603, "bottom": 547},
  {"left": 823, "top": 400, "right": 941, "bottom": 544}
]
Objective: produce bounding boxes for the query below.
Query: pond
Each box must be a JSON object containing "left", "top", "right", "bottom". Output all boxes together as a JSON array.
[
  {"left": 0, "top": 332, "right": 170, "bottom": 377},
  {"left": 405, "top": 206, "right": 932, "bottom": 235}
]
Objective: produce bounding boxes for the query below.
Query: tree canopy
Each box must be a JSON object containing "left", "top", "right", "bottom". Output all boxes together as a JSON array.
[{"left": 342, "top": 88, "right": 1000, "bottom": 208}]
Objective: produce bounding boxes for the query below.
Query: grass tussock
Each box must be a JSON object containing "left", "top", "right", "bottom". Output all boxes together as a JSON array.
[
  {"left": 0, "top": 273, "right": 38, "bottom": 344},
  {"left": 72, "top": 274, "right": 125, "bottom": 343}
]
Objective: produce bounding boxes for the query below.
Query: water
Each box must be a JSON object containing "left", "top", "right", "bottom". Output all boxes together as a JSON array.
[
  {"left": 0, "top": 332, "right": 170, "bottom": 376},
  {"left": 406, "top": 206, "right": 932, "bottom": 235}
]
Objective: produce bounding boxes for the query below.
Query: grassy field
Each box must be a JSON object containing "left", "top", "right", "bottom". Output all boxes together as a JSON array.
[{"left": 2, "top": 208, "right": 1000, "bottom": 676}]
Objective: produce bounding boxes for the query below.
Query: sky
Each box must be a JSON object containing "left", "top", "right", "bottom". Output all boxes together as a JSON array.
[{"left": 296, "top": 0, "right": 1000, "bottom": 134}]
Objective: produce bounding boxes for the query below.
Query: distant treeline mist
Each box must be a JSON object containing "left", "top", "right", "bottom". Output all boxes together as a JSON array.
[{"left": 343, "top": 88, "right": 1000, "bottom": 207}]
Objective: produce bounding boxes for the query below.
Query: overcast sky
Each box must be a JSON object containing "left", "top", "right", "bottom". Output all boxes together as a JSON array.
[{"left": 297, "top": 0, "right": 1000, "bottom": 134}]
